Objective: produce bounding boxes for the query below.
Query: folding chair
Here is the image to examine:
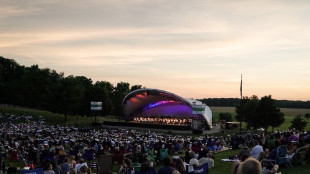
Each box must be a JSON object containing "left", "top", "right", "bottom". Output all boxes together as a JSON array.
[
  {"left": 186, "top": 163, "right": 208, "bottom": 174},
  {"left": 261, "top": 159, "right": 276, "bottom": 170},
  {"left": 276, "top": 145, "right": 290, "bottom": 167},
  {"left": 291, "top": 146, "right": 308, "bottom": 165}
]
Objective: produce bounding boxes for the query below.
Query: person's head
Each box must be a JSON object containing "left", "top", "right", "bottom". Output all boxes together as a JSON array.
[
  {"left": 44, "top": 163, "right": 53, "bottom": 171},
  {"left": 189, "top": 151, "right": 195, "bottom": 159},
  {"left": 253, "top": 140, "right": 259, "bottom": 146},
  {"left": 123, "top": 158, "right": 132, "bottom": 167},
  {"left": 189, "top": 159, "right": 199, "bottom": 168},
  {"left": 140, "top": 159, "right": 151, "bottom": 172},
  {"left": 136, "top": 145, "right": 141, "bottom": 152},
  {"left": 175, "top": 158, "right": 186, "bottom": 172},
  {"left": 79, "top": 158, "right": 85, "bottom": 164},
  {"left": 163, "top": 157, "right": 171, "bottom": 166},
  {"left": 69, "top": 156, "right": 75, "bottom": 161},
  {"left": 240, "top": 158, "right": 262, "bottom": 174},
  {"left": 186, "top": 145, "right": 191, "bottom": 151},
  {"left": 80, "top": 165, "right": 88, "bottom": 174},
  {"left": 207, "top": 153, "right": 212, "bottom": 158},
  {"left": 240, "top": 154, "right": 250, "bottom": 162}
]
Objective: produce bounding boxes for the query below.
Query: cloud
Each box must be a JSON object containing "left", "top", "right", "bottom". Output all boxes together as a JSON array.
[{"left": 1, "top": 0, "right": 310, "bottom": 100}]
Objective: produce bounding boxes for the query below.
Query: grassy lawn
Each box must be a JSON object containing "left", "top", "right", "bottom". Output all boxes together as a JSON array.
[{"left": 0, "top": 105, "right": 93, "bottom": 126}]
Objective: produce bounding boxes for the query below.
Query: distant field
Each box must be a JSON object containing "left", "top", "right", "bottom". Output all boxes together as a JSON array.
[
  {"left": 210, "top": 106, "right": 310, "bottom": 117},
  {"left": 210, "top": 106, "right": 310, "bottom": 131},
  {"left": 279, "top": 108, "right": 310, "bottom": 117}
]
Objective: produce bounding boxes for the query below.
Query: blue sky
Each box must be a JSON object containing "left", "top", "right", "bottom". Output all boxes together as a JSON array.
[{"left": 1, "top": 0, "right": 310, "bottom": 100}]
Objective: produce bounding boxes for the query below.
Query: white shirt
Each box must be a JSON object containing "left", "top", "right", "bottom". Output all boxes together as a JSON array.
[
  {"left": 75, "top": 163, "right": 88, "bottom": 174},
  {"left": 250, "top": 145, "right": 263, "bottom": 159}
]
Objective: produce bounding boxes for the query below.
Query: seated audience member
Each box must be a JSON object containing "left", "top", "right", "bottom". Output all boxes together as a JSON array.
[
  {"left": 184, "top": 145, "right": 192, "bottom": 163},
  {"left": 267, "top": 135, "right": 276, "bottom": 150},
  {"left": 198, "top": 146, "right": 209, "bottom": 160},
  {"left": 133, "top": 145, "right": 145, "bottom": 163},
  {"left": 61, "top": 158, "right": 70, "bottom": 174},
  {"left": 75, "top": 158, "right": 88, "bottom": 174},
  {"left": 237, "top": 144, "right": 250, "bottom": 160},
  {"left": 113, "top": 146, "right": 123, "bottom": 164},
  {"left": 232, "top": 154, "right": 250, "bottom": 174},
  {"left": 189, "top": 158, "right": 199, "bottom": 168},
  {"left": 157, "top": 157, "right": 175, "bottom": 174},
  {"left": 132, "top": 156, "right": 141, "bottom": 172},
  {"left": 44, "top": 163, "right": 56, "bottom": 174},
  {"left": 7, "top": 163, "right": 17, "bottom": 174},
  {"left": 69, "top": 168, "right": 77, "bottom": 174},
  {"left": 140, "top": 158, "right": 152, "bottom": 172},
  {"left": 269, "top": 141, "right": 280, "bottom": 160},
  {"left": 199, "top": 152, "right": 214, "bottom": 168},
  {"left": 187, "top": 151, "right": 196, "bottom": 164},
  {"left": 239, "top": 158, "right": 262, "bottom": 174},
  {"left": 250, "top": 140, "right": 263, "bottom": 159},
  {"left": 53, "top": 162, "right": 62, "bottom": 174},
  {"left": 79, "top": 165, "right": 91, "bottom": 174},
  {"left": 257, "top": 148, "right": 270, "bottom": 161},
  {"left": 69, "top": 156, "right": 77, "bottom": 169},
  {"left": 175, "top": 158, "right": 186, "bottom": 174},
  {"left": 119, "top": 158, "right": 133, "bottom": 174}
]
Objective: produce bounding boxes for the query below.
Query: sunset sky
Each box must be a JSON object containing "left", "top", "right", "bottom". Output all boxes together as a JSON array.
[{"left": 1, "top": 0, "right": 310, "bottom": 101}]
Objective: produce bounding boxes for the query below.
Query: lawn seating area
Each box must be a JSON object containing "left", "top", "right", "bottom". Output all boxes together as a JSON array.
[{"left": 0, "top": 112, "right": 309, "bottom": 174}]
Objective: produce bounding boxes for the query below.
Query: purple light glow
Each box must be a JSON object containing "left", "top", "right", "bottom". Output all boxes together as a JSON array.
[
  {"left": 141, "top": 104, "right": 198, "bottom": 118},
  {"left": 143, "top": 100, "right": 175, "bottom": 111}
]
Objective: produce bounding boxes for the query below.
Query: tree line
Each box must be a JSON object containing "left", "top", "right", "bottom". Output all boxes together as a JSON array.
[
  {"left": 0, "top": 56, "right": 143, "bottom": 121},
  {"left": 1, "top": 56, "right": 309, "bottom": 124},
  {"left": 200, "top": 98, "right": 310, "bottom": 108}
]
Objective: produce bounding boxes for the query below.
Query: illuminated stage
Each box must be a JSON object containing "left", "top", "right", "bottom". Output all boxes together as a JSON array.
[
  {"left": 102, "top": 120, "right": 191, "bottom": 130},
  {"left": 121, "top": 88, "right": 213, "bottom": 130}
]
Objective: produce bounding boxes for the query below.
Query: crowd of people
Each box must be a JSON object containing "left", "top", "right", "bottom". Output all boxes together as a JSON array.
[
  {"left": 133, "top": 116, "right": 190, "bottom": 125},
  {"left": 231, "top": 129, "right": 310, "bottom": 174},
  {"left": 0, "top": 113, "right": 309, "bottom": 174}
]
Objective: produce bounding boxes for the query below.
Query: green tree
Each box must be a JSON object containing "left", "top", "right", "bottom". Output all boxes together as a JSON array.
[
  {"left": 291, "top": 115, "right": 307, "bottom": 131},
  {"left": 113, "top": 82, "right": 130, "bottom": 119},
  {"left": 243, "top": 95, "right": 259, "bottom": 129},
  {"left": 130, "top": 85, "right": 143, "bottom": 92},
  {"left": 305, "top": 113, "right": 310, "bottom": 119},
  {"left": 219, "top": 112, "right": 232, "bottom": 122},
  {"left": 93, "top": 81, "right": 114, "bottom": 115},
  {"left": 74, "top": 76, "right": 93, "bottom": 116},
  {"left": 255, "top": 95, "right": 284, "bottom": 132},
  {"left": 0, "top": 57, "right": 25, "bottom": 105},
  {"left": 52, "top": 75, "right": 84, "bottom": 122},
  {"left": 235, "top": 97, "right": 250, "bottom": 123}
]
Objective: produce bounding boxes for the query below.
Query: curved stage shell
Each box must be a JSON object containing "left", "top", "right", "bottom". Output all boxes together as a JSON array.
[{"left": 122, "top": 88, "right": 212, "bottom": 129}]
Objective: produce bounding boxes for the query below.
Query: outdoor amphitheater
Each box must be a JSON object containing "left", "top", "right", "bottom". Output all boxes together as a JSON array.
[{"left": 0, "top": 88, "right": 309, "bottom": 174}]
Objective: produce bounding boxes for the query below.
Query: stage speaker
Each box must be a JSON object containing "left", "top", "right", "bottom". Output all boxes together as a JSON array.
[{"left": 192, "top": 129, "right": 203, "bottom": 134}]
